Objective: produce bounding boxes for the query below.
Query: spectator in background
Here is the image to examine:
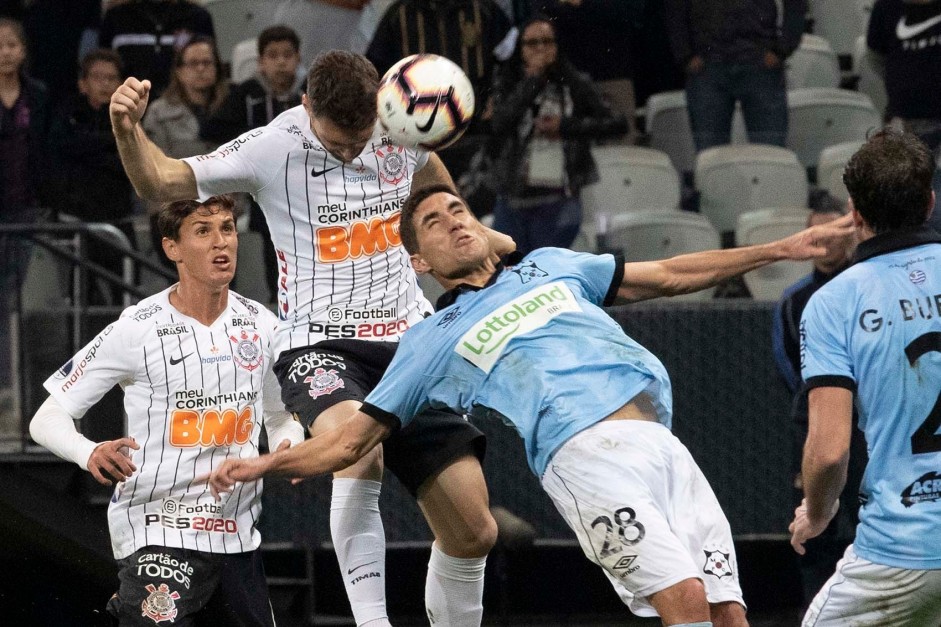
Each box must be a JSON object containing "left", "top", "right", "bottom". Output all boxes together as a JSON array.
[
  {"left": 48, "top": 50, "right": 135, "bottom": 305},
  {"left": 22, "top": 0, "right": 101, "bottom": 102},
  {"left": 489, "top": 16, "right": 626, "bottom": 255},
  {"left": 143, "top": 35, "right": 227, "bottom": 266},
  {"left": 99, "top": 0, "right": 214, "bottom": 98},
  {"left": 772, "top": 199, "right": 866, "bottom": 613},
  {"left": 663, "top": 0, "right": 805, "bottom": 152},
  {"left": 202, "top": 25, "right": 305, "bottom": 304},
  {"left": 272, "top": 0, "right": 366, "bottom": 70},
  {"left": 867, "top": 0, "right": 941, "bottom": 231},
  {"left": 532, "top": 0, "right": 645, "bottom": 143},
  {"left": 0, "top": 17, "right": 48, "bottom": 401}
]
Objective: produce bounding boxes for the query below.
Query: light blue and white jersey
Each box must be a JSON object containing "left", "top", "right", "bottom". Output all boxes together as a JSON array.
[
  {"left": 801, "top": 228, "right": 941, "bottom": 569},
  {"left": 362, "top": 247, "right": 673, "bottom": 476}
]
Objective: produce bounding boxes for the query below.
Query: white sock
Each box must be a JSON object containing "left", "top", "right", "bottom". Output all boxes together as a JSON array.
[
  {"left": 424, "top": 543, "right": 486, "bottom": 626},
  {"left": 330, "top": 478, "right": 390, "bottom": 627}
]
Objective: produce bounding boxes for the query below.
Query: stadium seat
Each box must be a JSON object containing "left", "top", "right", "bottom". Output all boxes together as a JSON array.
[
  {"left": 736, "top": 207, "right": 813, "bottom": 301},
  {"left": 853, "top": 35, "right": 887, "bottom": 117},
  {"left": 809, "top": 0, "right": 874, "bottom": 56},
  {"left": 786, "top": 88, "right": 881, "bottom": 168},
  {"left": 230, "top": 38, "right": 257, "bottom": 84},
  {"left": 201, "top": 0, "right": 274, "bottom": 63},
  {"left": 695, "top": 144, "right": 808, "bottom": 234},
  {"left": 604, "top": 210, "right": 721, "bottom": 301},
  {"left": 786, "top": 34, "right": 841, "bottom": 89},
  {"left": 818, "top": 140, "right": 864, "bottom": 203},
  {"left": 647, "top": 91, "right": 752, "bottom": 174},
  {"left": 581, "top": 146, "right": 680, "bottom": 240},
  {"left": 646, "top": 91, "right": 696, "bottom": 174}
]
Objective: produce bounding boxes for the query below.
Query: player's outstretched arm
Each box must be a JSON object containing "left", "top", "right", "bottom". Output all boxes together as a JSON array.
[
  {"left": 207, "top": 411, "right": 391, "bottom": 499},
  {"left": 29, "top": 396, "right": 140, "bottom": 486},
  {"left": 110, "top": 77, "right": 199, "bottom": 202},
  {"left": 616, "top": 214, "right": 855, "bottom": 302}
]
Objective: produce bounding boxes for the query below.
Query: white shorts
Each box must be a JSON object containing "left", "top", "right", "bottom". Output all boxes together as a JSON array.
[
  {"left": 541, "top": 420, "right": 744, "bottom": 618},
  {"left": 802, "top": 544, "right": 941, "bottom": 627}
]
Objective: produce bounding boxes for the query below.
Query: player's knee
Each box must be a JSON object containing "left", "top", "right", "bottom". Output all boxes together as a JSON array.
[
  {"left": 442, "top": 510, "right": 498, "bottom": 558},
  {"left": 647, "top": 578, "right": 709, "bottom": 623}
]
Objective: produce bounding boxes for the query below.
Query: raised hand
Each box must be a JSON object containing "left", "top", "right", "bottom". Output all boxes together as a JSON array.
[
  {"left": 87, "top": 437, "right": 140, "bottom": 486},
  {"left": 110, "top": 77, "right": 152, "bottom": 136},
  {"left": 779, "top": 213, "right": 856, "bottom": 261}
]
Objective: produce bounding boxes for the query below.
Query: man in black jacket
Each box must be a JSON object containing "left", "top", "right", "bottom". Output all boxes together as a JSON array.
[
  {"left": 201, "top": 25, "right": 304, "bottom": 304},
  {"left": 664, "top": 0, "right": 806, "bottom": 152},
  {"left": 49, "top": 49, "right": 135, "bottom": 304}
]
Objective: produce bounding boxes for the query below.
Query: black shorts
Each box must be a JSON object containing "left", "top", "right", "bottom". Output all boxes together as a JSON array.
[
  {"left": 273, "top": 339, "right": 485, "bottom": 495},
  {"left": 106, "top": 546, "right": 273, "bottom": 626}
]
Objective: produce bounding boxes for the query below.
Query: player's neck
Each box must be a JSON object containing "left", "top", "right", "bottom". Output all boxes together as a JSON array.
[
  {"left": 170, "top": 282, "right": 229, "bottom": 326},
  {"left": 434, "top": 259, "right": 499, "bottom": 291}
]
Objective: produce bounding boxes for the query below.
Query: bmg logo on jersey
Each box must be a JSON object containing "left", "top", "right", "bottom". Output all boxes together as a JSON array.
[
  {"left": 144, "top": 499, "right": 238, "bottom": 534},
  {"left": 315, "top": 212, "right": 402, "bottom": 263},
  {"left": 168, "top": 405, "right": 254, "bottom": 448}
]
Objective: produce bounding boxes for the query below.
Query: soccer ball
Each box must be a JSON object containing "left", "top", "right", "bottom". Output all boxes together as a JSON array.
[{"left": 377, "top": 54, "right": 475, "bottom": 151}]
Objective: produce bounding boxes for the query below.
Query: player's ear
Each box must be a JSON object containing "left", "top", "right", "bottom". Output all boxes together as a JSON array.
[
  {"left": 847, "top": 198, "right": 864, "bottom": 230},
  {"left": 410, "top": 253, "right": 431, "bottom": 275},
  {"left": 927, "top": 191, "right": 936, "bottom": 222},
  {"left": 162, "top": 237, "right": 180, "bottom": 264}
]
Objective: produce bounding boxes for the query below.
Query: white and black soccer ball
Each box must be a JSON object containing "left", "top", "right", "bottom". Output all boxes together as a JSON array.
[{"left": 377, "top": 54, "right": 475, "bottom": 151}]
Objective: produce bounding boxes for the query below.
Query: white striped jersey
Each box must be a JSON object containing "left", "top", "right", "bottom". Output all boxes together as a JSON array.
[
  {"left": 44, "top": 287, "right": 282, "bottom": 559},
  {"left": 183, "top": 106, "right": 435, "bottom": 356}
]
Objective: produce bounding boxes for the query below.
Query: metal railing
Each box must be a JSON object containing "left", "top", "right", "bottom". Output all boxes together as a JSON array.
[{"left": 0, "top": 222, "right": 177, "bottom": 452}]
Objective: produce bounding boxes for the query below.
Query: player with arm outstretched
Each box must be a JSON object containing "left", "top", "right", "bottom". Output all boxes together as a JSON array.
[{"left": 208, "top": 185, "right": 853, "bottom": 627}]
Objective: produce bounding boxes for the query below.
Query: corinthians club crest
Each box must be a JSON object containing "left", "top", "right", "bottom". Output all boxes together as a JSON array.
[
  {"left": 141, "top": 583, "right": 180, "bottom": 623},
  {"left": 229, "top": 329, "right": 263, "bottom": 372},
  {"left": 376, "top": 145, "right": 406, "bottom": 185},
  {"left": 305, "top": 367, "right": 345, "bottom": 399}
]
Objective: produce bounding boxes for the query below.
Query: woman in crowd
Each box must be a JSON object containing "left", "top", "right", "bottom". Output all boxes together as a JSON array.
[{"left": 489, "top": 16, "right": 625, "bottom": 255}]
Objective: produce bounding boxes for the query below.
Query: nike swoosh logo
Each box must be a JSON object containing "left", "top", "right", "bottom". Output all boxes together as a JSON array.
[
  {"left": 896, "top": 14, "right": 941, "bottom": 40},
  {"left": 347, "top": 561, "right": 378, "bottom": 575},
  {"left": 311, "top": 165, "right": 340, "bottom": 177},
  {"left": 169, "top": 353, "right": 192, "bottom": 366}
]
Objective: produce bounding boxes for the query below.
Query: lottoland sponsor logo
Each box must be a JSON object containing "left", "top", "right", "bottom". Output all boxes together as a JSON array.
[{"left": 455, "top": 282, "right": 581, "bottom": 372}]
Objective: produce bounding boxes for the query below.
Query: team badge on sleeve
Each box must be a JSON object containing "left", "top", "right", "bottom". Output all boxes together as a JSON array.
[
  {"left": 229, "top": 330, "right": 263, "bottom": 372},
  {"left": 305, "top": 368, "right": 345, "bottom": 399},
  {"left": 141, "top": 583, "right": 180, "bottom": 623},
  {"left": 702, "top": 548, "right": 733, "bottom": 578}
]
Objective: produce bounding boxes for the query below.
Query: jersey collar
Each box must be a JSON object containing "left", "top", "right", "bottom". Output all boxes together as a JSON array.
[
  {"left": 851, "top": 226, "right": 941, "bottom": 266},
  {"left": 435, "top": 252, "right": 525, "bottom": 310}
]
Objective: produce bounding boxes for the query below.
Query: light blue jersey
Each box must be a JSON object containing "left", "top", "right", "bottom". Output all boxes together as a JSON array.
[
  {"left": 801, "top": 228, "right": 941, "bottom": 569},
  {"left": 362, "top": 248, "right": 673, "bottom": 476}
]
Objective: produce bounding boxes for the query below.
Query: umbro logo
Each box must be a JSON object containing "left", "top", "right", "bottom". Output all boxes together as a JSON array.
[
  {"left": 169, "top": 353, "right": 192, "bottom": 366},
  {"left": 311, "top": 165, "right": 340, "bottom": 177}
]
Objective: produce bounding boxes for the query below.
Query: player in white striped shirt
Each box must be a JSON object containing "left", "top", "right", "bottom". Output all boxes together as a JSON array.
[
  {"left": 30, "top": 196, "right": 305, "bottom": 625},
  {"left": 110, "top": 51, "right": 508, "bottom": 626}
]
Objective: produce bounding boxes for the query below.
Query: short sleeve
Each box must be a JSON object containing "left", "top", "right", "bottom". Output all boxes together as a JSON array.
[
  {"left": 542, "top": 248, "right": 621, "bottom": 306},
  {"left": 361, "top": 334, "right": 430, "bottom": 429},
  {"left": 43, "top": 318, "right": 139, "bottom": 418},
  {"left": 181, "top": 128, "right": 285, "bottom": 201},
  {"left": 800, "top": 288, "right": 856, "bottom": 392}
]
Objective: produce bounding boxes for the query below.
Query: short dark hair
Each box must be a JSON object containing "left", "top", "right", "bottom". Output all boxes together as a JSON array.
[
  {"left": 79, "top": 49, "right": 122, "bottom": 79},
  {"left": 400, "top": 184, "right": 460, "bottom": 254},
  {"left": 306, "top": 50, "right": 379, "bottom": 131},
  {"left": 258, "top": 25, "right": 300, "bottom": 56},
  {"left": 843, "top": 128, "right": 936, "bottom": 233},
  {"left": 158, "top": 195, "right": 236, "bottom": 241}
]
